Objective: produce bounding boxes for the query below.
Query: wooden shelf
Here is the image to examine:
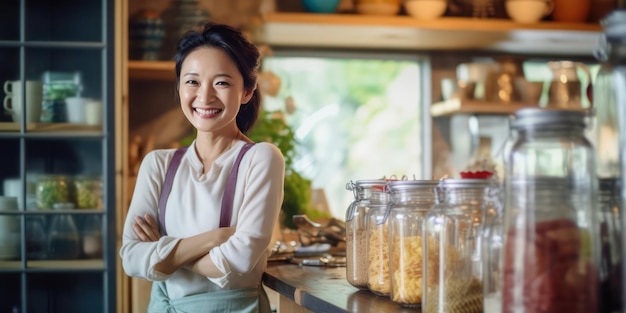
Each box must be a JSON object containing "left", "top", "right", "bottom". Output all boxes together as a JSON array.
[
  {"left": 0, "top": 259, "right": 104, "bottom": 270},
  {"left": 0, "top": 122, "right": 102, "bottom": 134},
  {"left": 128, "top": 13, "right": 602, "bottom": 80},
  {"left": 258, "top": 12, "right": 602, "bottom": 55},
  {"left": 430, "top": 98, "right": 535, "bottom": 117},
  {"left": 128, "top": 60, "right": 175, "bottom": 80}
]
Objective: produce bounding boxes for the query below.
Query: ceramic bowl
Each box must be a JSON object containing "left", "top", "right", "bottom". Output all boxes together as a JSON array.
[
  {"left": 505, "top": 0, "right": 554, "bottom": 23},
  {"left": 356, "top": 0, "right": 402, "bottom": 16},
  {"left": 301, "top": 0, "right": 341, "bottom": 13},
  {"left": 404, "top": 0, "right": 447, "bottom": 20}
]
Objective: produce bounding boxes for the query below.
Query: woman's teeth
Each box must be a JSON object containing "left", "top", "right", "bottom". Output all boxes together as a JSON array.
[{"left": 195, "top": 108, "right": 221, "bottom": 114}]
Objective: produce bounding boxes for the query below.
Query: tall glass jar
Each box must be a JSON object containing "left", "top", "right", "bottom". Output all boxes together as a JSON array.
[
  {"left": 423, "top": 178, "right": 491, "bottom": 313},
  {"left": 592, "top": 10, "right": 626, "bottom": 179},
  {"left": 345, "top": 179, "right": 387, "bottom": 289},
  {"left": 503, "top": 108, "right": 599, "bottom": 313},
  {"left": 597, "top": 178, "right": 622, "bottom": 313},
  {"left": 365, "top": 182, "right": 391, "bottom": 296},
  {"left": 387, "top": 179, "right": 438, "bottom": 308}
]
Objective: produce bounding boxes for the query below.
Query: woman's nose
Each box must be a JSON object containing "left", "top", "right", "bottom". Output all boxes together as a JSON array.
[{"left": 197, "top": 84, "right": 215, "bottom": 102}]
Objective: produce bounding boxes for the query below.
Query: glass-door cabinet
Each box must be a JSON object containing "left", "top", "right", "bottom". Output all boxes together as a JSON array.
[{"left": 0, "top": 0, "right": 117, "bottom": 312}]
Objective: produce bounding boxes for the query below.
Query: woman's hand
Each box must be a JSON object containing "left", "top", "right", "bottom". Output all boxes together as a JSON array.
[{"left": 133, "top": 213, "right": 160, "bottom": 242}]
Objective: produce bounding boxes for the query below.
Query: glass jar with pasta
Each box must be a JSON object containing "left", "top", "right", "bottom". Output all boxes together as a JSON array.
[
  {"left": 365, "top": 183, "right": 391, "bottom": 296},
  {"left": 423, "top": 178, "right": 492, "bottom": 313},
  {"left": 387, "top": 179, "right": 438, "bottom": 308},
  {"left": 345, "top": 179, "right": 387, "bottom": 289}
]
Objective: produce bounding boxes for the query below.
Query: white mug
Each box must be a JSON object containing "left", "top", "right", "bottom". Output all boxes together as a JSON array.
[
  {"left": 3, "top": 80, "right": 43, "bottom": 123},
  {"left": 85, "top": 99, "right": 103, "bottom": 126},
  {"left": 65, "top": 96, "right": 87, "bottom": 124}
]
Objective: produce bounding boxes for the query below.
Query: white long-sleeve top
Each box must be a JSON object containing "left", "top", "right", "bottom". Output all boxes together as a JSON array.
[{"left": 120, "top": 140, "right": 285, "bottom": 299}]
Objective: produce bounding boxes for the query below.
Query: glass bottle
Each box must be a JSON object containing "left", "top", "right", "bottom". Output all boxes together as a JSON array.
[
  {"left": 502, "top": 108, "right": 599, "bottom": 313},
  {"left": 345, "top": 179, "right": 386, "bottom": 289},
  {"left": 387, "top": 179, "right": 438, "bottom": 308},
  {"left": 47, "top": 203, "right": 80, "bottom": 259},
  {"left": 365, "top": 182, "right": 391, "bottom": 296},
  {"left": 423, "top": 178, "right": 491, "bottom": 313}
]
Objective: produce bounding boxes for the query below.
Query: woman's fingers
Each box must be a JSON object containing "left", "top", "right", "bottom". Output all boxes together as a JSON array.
[{"left": 134, "top": 215, "right": 159, "bottom": 242}]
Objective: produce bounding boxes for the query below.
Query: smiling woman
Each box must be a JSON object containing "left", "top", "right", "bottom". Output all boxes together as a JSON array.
[{"left": 261, "top": 51, "right": 428, "bottom": 219}]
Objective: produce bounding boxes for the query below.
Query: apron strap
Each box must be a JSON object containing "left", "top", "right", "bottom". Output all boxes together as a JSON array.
[
  {"left": 158, "top": 143, "right": 255, "bottom": 235},
  {"left": 158, "top": 147, "right": 188, "bottom": 235},
  {"left": 220, "top": 142, "right": 255, "bottom": 228}
]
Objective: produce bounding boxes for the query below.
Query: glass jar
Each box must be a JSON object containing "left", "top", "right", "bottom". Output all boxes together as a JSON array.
[
  {"left": 25, "top": 216, "right": 47, "bottom": 259},
  {"left": 387, "top": 179, "right": 438, "bottom": 308},
  {"left": 345, "top": 179, "right": 386, "bottom": 289},
  {"left": 47, "top": 203, "right": 80, "bottom": 260},
  {"left": 365, "top": 182, "right": 391, "bottom": 296},
  {"left": 80, "top": 214, "right": 103, "bottom": 258},
  {"left": 482, "top": 184, "right": 504, "bottom": 313},
  {"left": 423, "top": 178, "right": 491, "bottom": 313},
  {"left": 502, "top": 108, "right": 599, "bottom": 313},
  {"left": 597, "top": 178, "right": 622, "bottom": 313},
  {"left": 74, "top": 176, "right": 103, "bottom": 209},
  {"left": 591, "top": 12, "right": 624, "bottom": 179},
  {"left": 36, "top": 175, "right": 70, "bottom": 210}
]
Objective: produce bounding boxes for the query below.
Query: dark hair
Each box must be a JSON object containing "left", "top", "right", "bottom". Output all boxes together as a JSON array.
[{"left": 175, "top": 22, "right": 261, "bottom": 134}]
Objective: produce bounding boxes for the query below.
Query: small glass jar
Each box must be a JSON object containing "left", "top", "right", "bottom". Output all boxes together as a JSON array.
[
  {"left": 423, "top": 178, "right": 491, "bottom": 313},
  {"left": 365, "top": 182, "right": 391, "bottom": 296},
  {"left": 503, "top": 108, "right": 599, "bottom": 313},
  {"left": 36, "top": 175, "right": 70, "bottom": 210},
  {"left": 345, "top": 179, "right": 386, "bottom": 289},
  {"left": 47, "top": 203, "right": 80, "bottom": 260},
  {"left": 74, "top": 176, "right": 103, "bottom": 209},
  {"left": 387, "top": 179, "right": 438, "bottom": 308}
]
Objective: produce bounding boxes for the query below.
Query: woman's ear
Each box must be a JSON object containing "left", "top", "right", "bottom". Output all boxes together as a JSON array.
[{"left": 241, "top": 84, "right": 256, "bottom": 104}]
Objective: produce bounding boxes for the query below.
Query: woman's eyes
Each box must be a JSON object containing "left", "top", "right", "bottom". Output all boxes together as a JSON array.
[{"left": 184, "top": 80, "right": 230, "bottom": 87}]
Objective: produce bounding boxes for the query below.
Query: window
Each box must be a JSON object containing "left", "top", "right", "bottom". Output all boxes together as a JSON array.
[{"left": 261, "top": 51, "right": 429, "bottom": 218}]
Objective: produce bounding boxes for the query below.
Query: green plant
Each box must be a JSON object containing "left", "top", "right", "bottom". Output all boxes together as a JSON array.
[{"left": 247, "top": 110, "right": 318, "bottom": 229}]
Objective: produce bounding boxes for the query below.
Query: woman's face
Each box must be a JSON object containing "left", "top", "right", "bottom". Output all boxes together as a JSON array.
[{"left": 178, "top": 47, "right": 254, "bottom": 135}]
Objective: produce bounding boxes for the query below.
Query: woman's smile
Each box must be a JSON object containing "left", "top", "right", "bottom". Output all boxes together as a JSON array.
[{"left": 194, "top": 107, "right": 223, "bottom": 118}]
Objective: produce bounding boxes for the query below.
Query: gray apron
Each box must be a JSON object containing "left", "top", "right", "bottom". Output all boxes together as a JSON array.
[{"left": 148, "top": 281, "right": 272, "bottom": 313}]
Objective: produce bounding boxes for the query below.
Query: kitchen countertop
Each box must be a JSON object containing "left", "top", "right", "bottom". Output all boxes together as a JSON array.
[{"left": 262, "top": 263, "right": 421, "bottom": 313}]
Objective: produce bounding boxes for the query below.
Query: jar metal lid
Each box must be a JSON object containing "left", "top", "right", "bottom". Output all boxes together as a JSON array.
[
  {"left": 602, "top": 9, "right": 626, "bottom": 41},
  {"left": 512, "top": 108, "right": 587, "bottom": 130},
  {"left": 440, "top": 178, "right": 490, "bottom": 189},
  {"left": 388, "top": 179, "right": 438, "bottom": 191}
]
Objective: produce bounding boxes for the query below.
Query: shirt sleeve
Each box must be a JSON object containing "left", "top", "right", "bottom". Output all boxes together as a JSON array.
[
  {"left": 119, "top": 149, "right": 182, "bottom": 281},
  {"left": 207, "top": 143, "right": 285, "bottom": 287}
]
